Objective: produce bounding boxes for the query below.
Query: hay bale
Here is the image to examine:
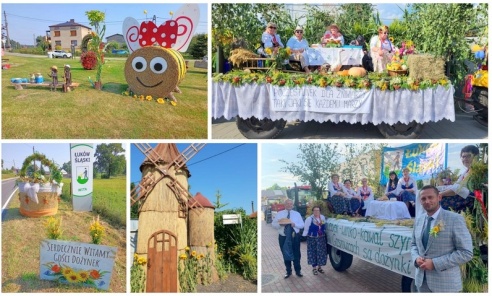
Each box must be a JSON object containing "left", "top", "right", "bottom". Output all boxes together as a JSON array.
[
  {"left": 407, "top": 54, "right": 446, "bottom": 80},
  {"left": 124, "top": 47, "right": 185, "bottom": 98}
]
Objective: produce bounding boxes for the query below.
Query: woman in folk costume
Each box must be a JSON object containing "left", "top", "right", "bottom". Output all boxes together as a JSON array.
[
  {"left": 356, "top": 177, "right": 374, "bottom": 216},
  {"left": 327, "top": 174, "right": 347, "bottom": 214},
  {"left": 342, "top": 179, "right": 363, "bottom": 216},
  {"left": 384, "top": 171, "right": 399, "bottom": 200},
  {"left": 396, "top": 167, "right": 417, "bottom": 214},
  {"left": 302, "top": 206, "right": 327, "bottom": 275},
  {"left": 438, "top": 145, "right": 478, "bottom": 212},
  {"left": 370, "top": 25, "right": 397, "bottom": 73}
]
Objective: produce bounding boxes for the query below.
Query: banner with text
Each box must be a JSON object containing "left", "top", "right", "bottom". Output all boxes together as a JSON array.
[
  {"left": 40, "top": 239, "right": 117, "bottom": 290},
  {"left": 269, "top": 85, "right": 373, "bottom": 113},
  {"left": 326, "top": 218, "right": 415, "bottom": 278},
  {"left": 380, "top": 143, "right": 447, "bottom": 185},
  {"left": 71, "top": 144, "right": 94, "bottom": 211}
]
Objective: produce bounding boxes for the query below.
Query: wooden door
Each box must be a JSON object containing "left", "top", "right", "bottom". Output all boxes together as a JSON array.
[{"left": 146, "top": 230, "right": 178, "bottom": 292}]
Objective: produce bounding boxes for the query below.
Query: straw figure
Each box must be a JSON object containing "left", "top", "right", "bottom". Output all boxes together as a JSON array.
[
  {"left": 48, "top": 65, "right": 58, "bottom": 91},
  {"left": 122, "top": 4, "right": 199, "bottom": 102},
  {"left": 63, "top": 64, "right": 72, "bottom": 92}
]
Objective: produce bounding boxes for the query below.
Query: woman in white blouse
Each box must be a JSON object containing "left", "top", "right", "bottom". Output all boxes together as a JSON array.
[
  {"left": 342, "top": 179, "right": 363, "bottom": 216},
  {"left": 438, "top": 145, "right": 478, "bottom": 212},
  {"left": 396, "top": 167, "right": 416, "bottom": 215},
  {"left": 356, "top": 177, "right": 374, "bottom": 216}
]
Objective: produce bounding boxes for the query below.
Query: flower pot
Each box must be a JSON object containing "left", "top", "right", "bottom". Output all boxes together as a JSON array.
[{"left": 19, "top": 182, "right": 59, "bottom": 218}]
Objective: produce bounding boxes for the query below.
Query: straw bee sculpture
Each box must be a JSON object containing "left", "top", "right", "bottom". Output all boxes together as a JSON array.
[{"left": 123, "top": 4, "right": 199, "bottom": 102}]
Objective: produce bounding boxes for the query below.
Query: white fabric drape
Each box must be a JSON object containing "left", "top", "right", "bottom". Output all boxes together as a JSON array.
[{"left": 212, "top": 82, "right": 455, "bottom": 125}]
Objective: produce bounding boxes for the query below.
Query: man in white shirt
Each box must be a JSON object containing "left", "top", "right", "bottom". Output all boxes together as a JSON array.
[{"left": 272, "top": 199, "right": 305, "bottom": 278}]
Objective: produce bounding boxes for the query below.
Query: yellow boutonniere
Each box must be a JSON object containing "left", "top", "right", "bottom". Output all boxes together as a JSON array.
[{"left": 429, "top": 220, "right": 445, "bottom": 237}]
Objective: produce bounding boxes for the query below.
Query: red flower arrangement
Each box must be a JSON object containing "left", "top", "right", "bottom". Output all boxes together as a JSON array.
[{"left": 80, "top": 51, "right": 98, "bottom": 70}]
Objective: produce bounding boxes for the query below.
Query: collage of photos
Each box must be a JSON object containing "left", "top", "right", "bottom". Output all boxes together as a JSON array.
[{"left": 0, "top": 2, "right": 489, "bottom": 295}]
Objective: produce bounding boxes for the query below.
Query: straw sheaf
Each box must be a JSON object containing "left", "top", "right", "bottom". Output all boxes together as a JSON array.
[
  {"left": 188, "top": 208, "right": 214, "bottom": 246},
  {"left": 407, "top": 54, "right": 446, "bottom": 80},
  {"left": 19, "top": 191, "right": 58, "bottom": 217},
  {"left": 124, "top": 46, "right": 181, "bottom": 98},
  {"left": 229, "top": 48, "right": 260, "bottom": 67}
]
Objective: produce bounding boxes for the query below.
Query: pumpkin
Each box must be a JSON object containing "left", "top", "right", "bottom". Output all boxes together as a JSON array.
[
  {"left": 348, "top": 67, "right": 367, "bottom": 77},
  {"left": 336, "top": 69, "right": 350, "bottom": 76}
]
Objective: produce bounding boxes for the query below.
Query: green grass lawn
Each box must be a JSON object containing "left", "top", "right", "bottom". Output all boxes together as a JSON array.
[
  {"left": 61, "top": 176, "right": 126, "bottom": 227},
  {"left": 2, "top": 55, "right": 208, "bottom": 139},
  {"left": 2, "top": 176, "right": 126, "bottom": 292}
]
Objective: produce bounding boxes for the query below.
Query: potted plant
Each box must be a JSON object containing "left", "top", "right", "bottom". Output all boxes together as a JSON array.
[
  {"left": 17, "top": 152, "right": 64, "bottom": 217},
  {"left": 85, "top": 10, "right": 106, "bottom": 90}
]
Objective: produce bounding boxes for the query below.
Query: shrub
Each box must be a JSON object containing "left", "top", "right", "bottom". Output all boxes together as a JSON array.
[{"left": 80, "top": 51, "right": 97, "bottom": 70}]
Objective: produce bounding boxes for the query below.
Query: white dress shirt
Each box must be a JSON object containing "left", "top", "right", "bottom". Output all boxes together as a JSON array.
[{"left": 272, "top": 209, "right": 304, "bottom": 236}]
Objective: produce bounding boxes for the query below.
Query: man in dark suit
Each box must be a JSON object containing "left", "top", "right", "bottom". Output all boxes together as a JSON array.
[{"left": 411, "top": 185, "right": 473, "bottom": 292}]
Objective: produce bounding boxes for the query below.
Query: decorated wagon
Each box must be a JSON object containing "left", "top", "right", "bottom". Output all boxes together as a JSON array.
[{"left": 212, "top": 52, "right": 455, "bottom": 139}]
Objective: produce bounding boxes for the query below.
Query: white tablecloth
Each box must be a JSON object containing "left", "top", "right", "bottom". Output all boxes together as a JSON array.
[
  {"left": 212, "top": 82, "right": 456, "bottom": 125},
  {"left": 365, "top": 200, "right": 411, "bottom": 220},
  {"left": 306, "top": 47, "right": 364, "bottom": 66}
]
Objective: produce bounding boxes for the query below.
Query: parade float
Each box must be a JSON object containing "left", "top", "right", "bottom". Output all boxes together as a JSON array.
[{"left": 212, "top": 41, "right": 455, "bottom": 139}]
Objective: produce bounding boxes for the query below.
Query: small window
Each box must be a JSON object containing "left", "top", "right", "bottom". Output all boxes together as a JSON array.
[
  {"left": 70, "top": 30, "right": 77, "bottom": 36},
  {"left": 54, "top": 31, "right": 60, "bottom": 37},
  {"left": 55, "top": 41, "right": 61, "bottom": 46},
  {"left": 71, "top": 40, "right": 77, "bottom": 47}
]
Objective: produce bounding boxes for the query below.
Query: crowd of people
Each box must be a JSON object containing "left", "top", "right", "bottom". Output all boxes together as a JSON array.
[
  {"left": 258, "top": 22, "right": 399, "bottom": 73},
  {"left": 325, "top": 145, "right": 480, "bottom": 217},
  {"left": 272, "top": 179, "right": 476, "bottom": 292}
]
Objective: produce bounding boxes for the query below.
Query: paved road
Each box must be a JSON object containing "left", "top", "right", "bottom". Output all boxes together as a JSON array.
[
  {"left": 261, "top": 220, "right": 402, "bottom": 292},
  {"left": 212, "top": 112, "right": 487, "bottom": 139},
  {"left": 2, "top": 178, "right": 17, "bottom": 210}
]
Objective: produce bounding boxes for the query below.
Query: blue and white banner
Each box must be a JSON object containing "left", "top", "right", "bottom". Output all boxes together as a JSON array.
[
  {"left": 269, "top": 85, "right": 373, "bottom": 113},
  {"left": 380, "top": 143, "right": 447, "bottom": 185}
]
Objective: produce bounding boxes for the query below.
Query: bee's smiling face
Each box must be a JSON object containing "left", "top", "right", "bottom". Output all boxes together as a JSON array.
[{"left": 125, "top": 47, "right": 178, "bottom": 97}]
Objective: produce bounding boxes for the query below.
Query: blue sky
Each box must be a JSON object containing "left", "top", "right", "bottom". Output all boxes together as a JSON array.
[
  {"left": 130, "top": 143, "right": 258, "bottom": 214},
  {"left": 1, "top": 142, "right": 126, "bottom": 171},
  {"left": 1, "top": 3, "right": 207, "bottom": 45},
  {"left": 261, "top": 143, "right": 482, "bottom": 189}
]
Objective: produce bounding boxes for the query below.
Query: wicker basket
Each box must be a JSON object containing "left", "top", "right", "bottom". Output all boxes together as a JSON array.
[
  {"left": 19, "top": 182, "right": 61, "bottom": 217},
  {"left": 388, "top": 69, "right": 408, "bottom": 77}
]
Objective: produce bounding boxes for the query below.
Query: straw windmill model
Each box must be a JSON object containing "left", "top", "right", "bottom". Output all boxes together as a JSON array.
[{"left": 131, "top": 143, "right": 216, "bottom": 292}]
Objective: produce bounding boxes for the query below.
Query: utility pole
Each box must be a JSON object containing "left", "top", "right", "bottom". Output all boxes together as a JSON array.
[
  {"left": 3, "top": 11, "right": 11, "bottom": 51},
  {"left": 251, "top": 201, "right": 254, "bottom": 214}
]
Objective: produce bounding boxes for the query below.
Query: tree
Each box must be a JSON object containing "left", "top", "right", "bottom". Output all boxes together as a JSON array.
[
  {"left": 213, "top": 190, "right": 229, "bottom": 210},
  {"left": 62, "top": 161, "right": 71, "bottom": 174},
  {"left": 405, "top": 3, "right": 488, "bottom": 83},
  {"left": 280, "top": 144, "right": 341, "bottom": 200},
  {"left": 187, "top": 34, "right": 208, "bottom": 59},
  {"left": 336, "top": 3, "right": 378, "bottom": 43},
  {"left": 94, "top": 144, "right": 125, "bottom": 179}
]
